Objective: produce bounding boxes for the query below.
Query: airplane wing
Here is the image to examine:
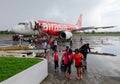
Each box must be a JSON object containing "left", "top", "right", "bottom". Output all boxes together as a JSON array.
[
  {"left": 80, "top": 26, "right": 115, "bottom": 31},
  {"left": 71, "top": 26, "right": 115, "bottom": 32}
]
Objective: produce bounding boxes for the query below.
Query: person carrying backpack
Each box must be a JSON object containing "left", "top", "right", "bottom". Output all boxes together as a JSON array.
[{"left": 79, "top": 43, "right": 90, "bottom": 70}]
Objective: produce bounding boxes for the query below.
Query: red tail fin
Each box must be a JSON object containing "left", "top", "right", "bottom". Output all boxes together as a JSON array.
[{"left": 76, "top": 14, "right": 82, "bottom": 27}]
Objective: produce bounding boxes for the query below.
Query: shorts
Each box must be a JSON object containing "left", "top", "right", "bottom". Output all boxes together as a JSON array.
[{"left": 75, "top": 62, "right": 83, "bottom": 68}]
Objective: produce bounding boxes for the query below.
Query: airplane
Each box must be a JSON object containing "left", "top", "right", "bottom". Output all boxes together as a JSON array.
[{"left": 12, "top": 14, "right": 115, "bottom": 40}]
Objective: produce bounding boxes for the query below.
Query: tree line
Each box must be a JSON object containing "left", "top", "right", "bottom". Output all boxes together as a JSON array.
[{"left": 0, "top": 30, "right": 14, "bottom": 34}]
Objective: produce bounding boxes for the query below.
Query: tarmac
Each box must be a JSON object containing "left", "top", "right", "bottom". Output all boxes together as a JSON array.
[
  {"left": 41, "top": 36, "right": 120, "bottom": 84},
  {"left": 0, "top": 35, "right": 120, "bottom": 84}
]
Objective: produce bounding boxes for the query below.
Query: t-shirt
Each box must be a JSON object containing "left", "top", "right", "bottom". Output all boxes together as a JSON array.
[
  {"left": 42, "top": 42, "right": 47, "bottom": 49},
  {"left": 68, "top": 53, "right": 74, "bottom": 62},
  {"left": 62, "top": 51, "right": 69, "bottom": 64},
  {"left": 54, "top": 40, "right": 57, "bottom": 45},
  {"left": 73, "top": 53, "right": 83, "bottom": 66},
  {"left": 62, "top": 52, "right": 74, "bottom": 64},
  {"left": 49, "top": 37, "right": 54, "bottom": 46},
  {"left": 54, "top": 53, "right": 59, "bottom": 61}
]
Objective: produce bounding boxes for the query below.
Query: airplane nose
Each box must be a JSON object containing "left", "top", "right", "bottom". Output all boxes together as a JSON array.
[
  {"left": 12, "top": 26, "right": 18, "bottom": 33},
  {"left": 12, "top": 25, "right": 24, "bottom": 34}
]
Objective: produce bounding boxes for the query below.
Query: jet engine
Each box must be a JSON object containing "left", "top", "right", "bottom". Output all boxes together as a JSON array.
[{"left": 60, "top": 31, "right": 73, "bottom": 39}]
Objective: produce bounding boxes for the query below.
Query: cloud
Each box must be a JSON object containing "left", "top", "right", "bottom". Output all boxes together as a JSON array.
[{"left": 100, "top": 0, "right": 120, "bottom": 14}]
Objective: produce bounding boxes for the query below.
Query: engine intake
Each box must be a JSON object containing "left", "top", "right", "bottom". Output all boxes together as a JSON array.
[{"left": 60, "top": 31, "right": 73, "bottom": 39}]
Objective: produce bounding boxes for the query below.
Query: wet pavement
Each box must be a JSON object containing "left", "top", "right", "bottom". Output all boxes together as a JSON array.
[
  {"left": 41, "top": 36, "right": 120, "bottom": 84},
  {"left": 0, "top": 35, "right": 120, "bottom": 84}
]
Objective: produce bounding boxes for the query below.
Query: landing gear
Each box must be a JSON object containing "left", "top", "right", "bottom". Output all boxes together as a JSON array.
[{"left": 12, "top": 34, "right": 20, "bottom": 41}]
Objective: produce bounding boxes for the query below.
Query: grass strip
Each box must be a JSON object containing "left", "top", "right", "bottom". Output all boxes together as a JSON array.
[{"left": 0, "top": 57, "right": 42, "bottom": 82}]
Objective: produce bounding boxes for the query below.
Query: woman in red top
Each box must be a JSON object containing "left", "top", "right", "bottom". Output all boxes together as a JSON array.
[
  {"left": 61, "top": 46, "right": 69, "bottom": 76},
  {"left": 73, "top": 49, "right": 83, "bottom": 80},
  {"left": 67, "top": 49, "right": 74, "bottom": 80},
  {"left": 61, "top": 47, "right": 74, "bottom": 80},
  {"left": 53, "top": 49, "right": 59, "bottom": 72}
]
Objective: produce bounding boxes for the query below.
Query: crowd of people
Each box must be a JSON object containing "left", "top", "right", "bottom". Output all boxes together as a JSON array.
[
  {"left": 12, "top": 32, "right": 91, "bottom": 80},
  {"left": 33, "top": 21, "right": 91, "bottom": 81},
  {"left": 49, "top": 40, "right": 91, "bottom": 80}
]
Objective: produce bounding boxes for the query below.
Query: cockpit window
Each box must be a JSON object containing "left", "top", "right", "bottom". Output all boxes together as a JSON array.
[
  {"left": 18, "top": 23, "right": 25, "bottom": 25},
  {"left": 18, "top": 23, "right": 28, "bottom": 25}
]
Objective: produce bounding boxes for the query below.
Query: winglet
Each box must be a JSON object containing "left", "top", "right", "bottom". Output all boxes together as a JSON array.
[{"left": 76, "top": 14, "right": 82, "bottom": 27}]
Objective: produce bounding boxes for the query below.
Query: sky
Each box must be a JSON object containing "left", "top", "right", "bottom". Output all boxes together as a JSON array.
[{"left": 0, "top": 0, "right": 120, "bottom": 32}]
